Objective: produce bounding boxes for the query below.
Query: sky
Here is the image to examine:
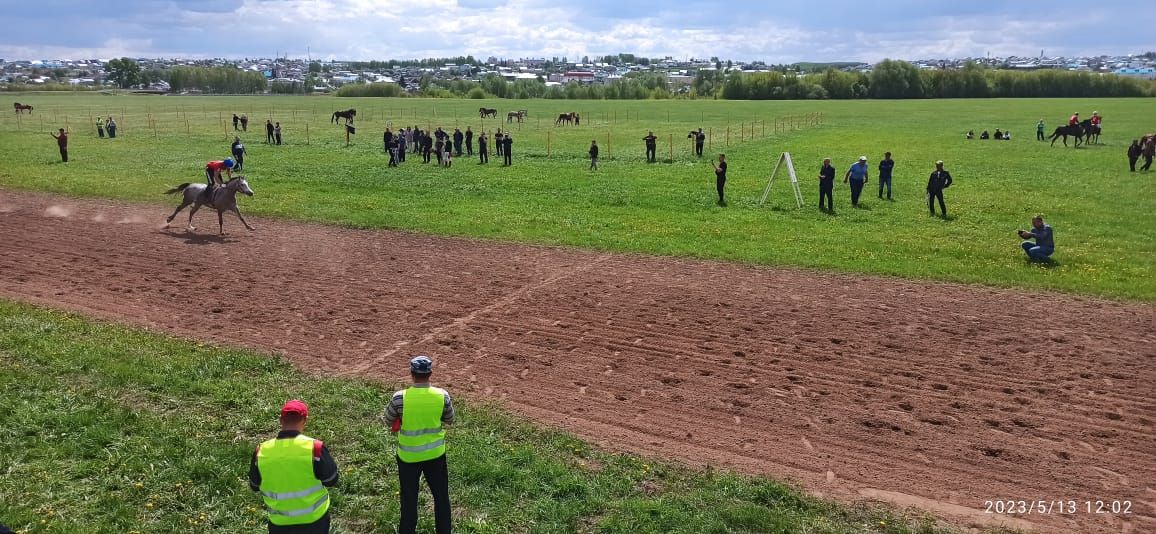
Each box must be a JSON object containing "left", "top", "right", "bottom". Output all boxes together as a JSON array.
[{"left": 0, "top": 0, "right": 1149, "bottom": 63}]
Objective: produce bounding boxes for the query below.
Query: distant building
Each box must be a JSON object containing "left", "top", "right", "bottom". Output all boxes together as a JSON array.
[
  {"left": 1114, "top": 67, "right": 1156, "bottom": 79},
  {"left": 562, "top": 71, "right": 595, "bottom": 84}
]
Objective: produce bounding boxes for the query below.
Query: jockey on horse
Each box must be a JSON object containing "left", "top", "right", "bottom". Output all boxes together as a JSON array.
[{"left": 203, "top": 157, "right": 235, "bottom": 202}]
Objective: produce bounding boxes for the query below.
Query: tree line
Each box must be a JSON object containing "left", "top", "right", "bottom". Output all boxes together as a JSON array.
[{"left": 167, "top": 67, "right": 268, "bottom": 94}]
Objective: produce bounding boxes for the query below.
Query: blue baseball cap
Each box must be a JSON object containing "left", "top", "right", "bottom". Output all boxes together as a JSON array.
[{"left": 410, "top": 355, "right": 433, "bottom": 374}]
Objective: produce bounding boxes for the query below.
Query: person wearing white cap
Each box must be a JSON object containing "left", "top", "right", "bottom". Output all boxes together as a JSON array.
[
  {"left": 384, "top": 355, "right": 455, "bottom": 534},
  {"left": 843, "top": 155, "right": 869, "bottom": 207},
  {"left": 926, "top": 160, "right": 953, "bottom": 218}
]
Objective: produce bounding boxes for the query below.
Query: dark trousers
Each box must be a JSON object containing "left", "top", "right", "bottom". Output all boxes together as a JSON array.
[
  {"left": 646, "top": 145, "right": 656, "bottom": 162},
  {"left": 503, "top": 150, "right": 512, "bottom": 165},
  {"left": 1143, "top": 155, "right": 1153, "bottom": 171},
  {"left": 466, "top": 140, "right": 473, "bottom": 155},
  {"left": 716, "top": 177, "right": 726, "bottom": 204},
  {"left": 398, "top": 147, "right": 406, "bottom": 162},
  {"left": 496, "top": 141, "right": 503, "bottom": 156},
  {"left": 1129, "top": 156, "right": 1138, "bottom": 171},
  {"left": 849, "top": 179, "right": 864, "bottom": 206},
  {"left": 267, "top": 130, "right": 275, "bottom": 143},
  {"left": 1037, "top": 130, "right": 1045, "bottom": 141},
  {"left": 695, "top": 143, "right": 704, "bottom": 157},
  {"left": 423, "top": 148, "right": 432, "bottom": 163},
  {"left": 398, "top": 455, "right": 451, "bottom": 534},
  {"left": 275, "top": 133, "right": 282, "bottom": 146},
  {"left": 267, "top": 511, "right": 330, "bottom": 533},
  {"left": 97, "top": 126, "right": 105, "bottom": 138},
  {"left": 108, "top": 127, "right": 116, "bottom": 138},
  {"left": 232, "top": 152, "right": 244, "bottom": 171},
  {"left": 819, "top": 184, "right": 833, "bottom": 211},
  {"left": 454, "top": 140, "right": 462, "bottom": 156},
  {"left": 59, "top": 147, "right": 68, "bottom": 162},
  {"left": 928, "top": 189, "right": 946, "bottom": 216},
  {"left": 479, "top": 147, "right": 488, "bottom": 163},
  {"left": 877, "top": 176, "right": 892, "bottom": 199}
]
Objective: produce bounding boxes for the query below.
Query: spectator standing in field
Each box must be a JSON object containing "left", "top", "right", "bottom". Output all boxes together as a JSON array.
[
  {"left": 465, "top": 127, "right": 474, "bottom": 156},
  {"left": 383, "top": 128, "right": 394, "bottom": 153},
  {"left": 233, "top": 114, "right": 241, "bottom": 131},
  {"left": 926, "top": 160, "right": 953, "bottom": 218},
  {"left": 1128, "top": 139, "right": 1142, "bottom": 172},
  {"left": 502, "top": 133, "right": 513, "bottom": 165},
  {"left": 422, "top": 132, "right": 433, "bottom": 163},
  {"left": 240, "top": 114, "right": 249, "bottom": 132},
  {"left": 383, "top": 356, "right": 455, "bottom": 534},
  {"left": 96, "top": 116, "right": 105, "bottom": 138},
  {"left": 478, "top": 131, "right": 489, "bottom": 164},
  {"left": 266, "top": 120, "right": 275, "bottom": 144},
  {"left": 589, "top": 139, "right": 599, "bottom": 170},
  {"left": 106, "top": 116, "right": 117, "bottom": 138},
  {"left": 877, "top": 151, "right": 894, "bottom": 200},
  {"left": 250, "top": 399, "right": 340, "bottom": 534},
  {"left": 692, "top": 128, "right": 706, "bottom": 157},
  {"left": 453, "top": 128, "right": 464, "bottom": 156},
  {"left": 388, "top": 137, "right": 399, "bottom": 167},
  {"left": 495, "top": 129, "right": 505, "bottom": 157},
  {"left": 397, "top": 133, "right": 407, "bottom": 163},
  {"left": 434, "top": 137, "right": 444, "bottom": 165},
  {"left": 712, "top": 154, "right": 727, "bottom": 206},
  {"left": 231, "top": 136, "right": 246, "bottom": 171},
  {"left": 443, "top": 145, "right": 452, "bottom": 168},
  {"left": 818, "top": 158, "right": 835, "bottom": 212},
  {"left": 50, "top": 128, "right": 68, "bottom": 162},
  {"left": 1018, "top": 215, "right": 1055, "bottom": 262},
  {"left": 643, "top": 131, "right": 658, "bottom": 162},
  {"left": 274, "top": 122, "right": 282, "bottom": 146},
  {"left": 1036, "top": 119, "right": 1045, "bottom": 141},
  {"left": 843, "top": 155, "right": 869, "bottom": 207}
]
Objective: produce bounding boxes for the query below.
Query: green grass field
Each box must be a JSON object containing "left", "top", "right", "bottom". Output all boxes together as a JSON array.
[
  {"left": 0, "top": 300, "right": 956, "bottom": 533},
  {"left": 0, "top": 93, "right": 1153, "bottom": 300}
]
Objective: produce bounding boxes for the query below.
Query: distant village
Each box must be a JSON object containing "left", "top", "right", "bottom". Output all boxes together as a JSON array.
[{"left": 2, "top": 52, "right": 1154, "bottom": 93}]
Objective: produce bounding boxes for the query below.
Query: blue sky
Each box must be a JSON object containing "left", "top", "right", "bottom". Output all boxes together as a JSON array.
[{"left": 0, "top": 0, "right": 1149, "bottom": 62}]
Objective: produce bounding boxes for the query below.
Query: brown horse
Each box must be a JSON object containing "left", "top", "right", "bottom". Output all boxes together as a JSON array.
[
  {"left": 479, "top": 107, "right": 497, "bottom": 118},
  {"left": 507, "top": 110, "right": 527, "bottom": 123},
  {"left": 13, "top": 102, "right": 33, "bottom": 114},
  {"left": 331, "top": 109, "right": 356, "bottom": 124},
  {"left": 555, "top": 112, "right": 576, "bottom": 125}
]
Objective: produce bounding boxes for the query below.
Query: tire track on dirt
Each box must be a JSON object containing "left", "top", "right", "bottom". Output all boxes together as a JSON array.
[{"left": 2, "top": 190, "right": 1154, "bottom": 533}]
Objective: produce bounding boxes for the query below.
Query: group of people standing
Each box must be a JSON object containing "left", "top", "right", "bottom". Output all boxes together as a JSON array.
[
  {"left": 816, "top": 153, "right": 951, "bottom": 217},
  {"left": 383, "top": 125, "right": 514, "bottom": 167},
  {"left": 95, "top": 116, "right": 118, "bottom": 139},
  {"left": 250, "top": 355, "right": 455, "bottom": 534}
]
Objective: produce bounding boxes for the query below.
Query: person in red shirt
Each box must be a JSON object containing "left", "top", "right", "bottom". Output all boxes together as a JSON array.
[
  {"left": 50, "top": 128, "right": 68, "bottom": 162},
  {"left": 204, "top": 158, "right": 235, "bottom": 201},
  {"left": 1068, "top": 112, "right": 1079, "bottom": 126}
]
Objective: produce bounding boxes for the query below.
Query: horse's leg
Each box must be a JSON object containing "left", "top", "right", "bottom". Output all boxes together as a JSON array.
[
  {"left": 218, "top": 210, "right": 226, "bottom": 235},
  {"left": 165, "top": 200, "right": 190, "bottom": 226},
  {"left": 187, "top": 203, "right": 201, "bottom": 231},
  {"left": 232, "top": 206, "right": 255, "bottom": 231}
]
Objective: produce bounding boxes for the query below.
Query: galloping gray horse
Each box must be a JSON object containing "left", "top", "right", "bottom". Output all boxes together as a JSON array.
[{"left": 164, "top": 176, "right": 255, "bottom": 234}]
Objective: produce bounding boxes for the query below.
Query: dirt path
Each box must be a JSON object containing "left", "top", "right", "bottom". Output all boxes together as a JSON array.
[{"left": 1, "top": 190, "right": 1153, "bottom": 533}]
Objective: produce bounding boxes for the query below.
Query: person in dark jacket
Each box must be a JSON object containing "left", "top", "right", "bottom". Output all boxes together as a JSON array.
[
  {"left": 712, "top": 154, "right": 727, "bottom": 206},
  {"left": 478, "top": 131, "right": 488, "bottom": 164},
  {"left": 643, "top": 131, "right": 657, "bottom": 162},
  {"left": 502, "top": 134, "right": 513, "bottom": 165},
  {"left": 589, "top": 139, "right": 599, "bottom": 170},
  {"left": 465, "top": 127, "right": 474, "bottom": 155},
  {"left": 926, "top": 160, "right": 953, "bottom": 218},
  {"left": 1128, "top": 139, "right": 1142, "bottom": 172},
  {"left": 266, "top": 120, "right": 275, "bottom": 144},
  {"left": 50, "top": 128, "right": 68, "bottom": 162},
  {"left": 453, "top": 128, "right": 464, "bottom": 156},
  {"left": 249, "top": 400, "right": 339, "bottom": 534},
  {"left": 233, "top": 114, "right": 241, "bottom": 131},
  {"left": 877, "top": 151, "right": 894, "bottom": 200},
  {"left": 494, "top": 130, "right": 504, "bottom": 157},
  {"left": 818, "top": 158, "right": 835, "bottom": 212},
  {"left": 231, "top": 137, "right": 246, "bottom": 171}
]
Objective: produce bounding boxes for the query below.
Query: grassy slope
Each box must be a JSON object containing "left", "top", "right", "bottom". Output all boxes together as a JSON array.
[
  {"left": 0, "top": 95, "right": 1152, "bottom": 301},
  {"left": 0, "top": 300, "right": 953, "bottom": 533}
]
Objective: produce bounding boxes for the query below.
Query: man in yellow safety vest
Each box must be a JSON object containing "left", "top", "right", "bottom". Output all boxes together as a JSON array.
[
  {"left": 250, "top": 399, "right": 340, "bottom": 533},
  {"left": 384, "top": 355, "right": 455, "bottom": 534}
]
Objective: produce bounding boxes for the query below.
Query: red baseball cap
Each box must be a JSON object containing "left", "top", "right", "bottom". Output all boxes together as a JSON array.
[{"left": 281, "top": 399, "right": 309, "bottom": 418}]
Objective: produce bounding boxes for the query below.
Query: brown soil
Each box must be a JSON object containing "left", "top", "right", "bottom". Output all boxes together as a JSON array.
[{"left": 2, "top": 190, "right": 1153, "bottom": 533}]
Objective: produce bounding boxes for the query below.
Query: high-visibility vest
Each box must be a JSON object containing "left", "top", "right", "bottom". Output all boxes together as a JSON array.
[
  {"left": 397, "top": 387, "right": 447, "bottom": 463},
  {"left": 256, "top": 435, "right": 330, "bottom": 526}
]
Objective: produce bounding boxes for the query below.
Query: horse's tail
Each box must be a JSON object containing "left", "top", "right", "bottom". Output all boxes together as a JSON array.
[
  {"left": 165, "top": 183, "right": 191, "bottom": 195},
  {"left": 331, "top": 112, "right": 337, "bottom": 124}
]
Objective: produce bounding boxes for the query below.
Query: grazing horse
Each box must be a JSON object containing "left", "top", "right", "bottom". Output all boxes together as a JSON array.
[
  {"left": 13, "top": 102, "right": 33, "bottom": 114},
  {"left": 164, "top": 176, "right": 255, "bottom": 234},
  {"left": 1049, "top": 121, "right": 1087, "bottom": 147},
  {"left": 555, "top": 112, "right": 579, "bottom": 126},
  {"left": 479, "top": 107, "right": 497, "bottom": 118},
  {"left": 331, "top": 108, "right": 356, "bottom": 124},
  {"left": 507, "top": 110, "right": 527, "bottom": 123}
]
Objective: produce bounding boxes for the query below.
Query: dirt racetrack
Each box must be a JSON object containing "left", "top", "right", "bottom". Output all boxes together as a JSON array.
[{"left": 1, "top": 190, "right": 1153, "bottom": 533}]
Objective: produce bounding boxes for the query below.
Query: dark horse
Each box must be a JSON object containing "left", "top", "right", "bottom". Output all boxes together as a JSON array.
[
  {"left": 479, "top": 107, "right": 497, "bottom": 118},
  {"left": 13, "top": 102, "right": 33, "bottom": 114},
  {"left": 1049, "top": 120, "right": 1090, "bottom": 147},
  {"left": 1085, "top": 122, "right": 1101, "bottom": 145},
  {"left": 332, "top": 109, "right": 356, "bottom": 124},
  {"left": 555, "top": 112, "right": 577, "bottom": 126}
]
